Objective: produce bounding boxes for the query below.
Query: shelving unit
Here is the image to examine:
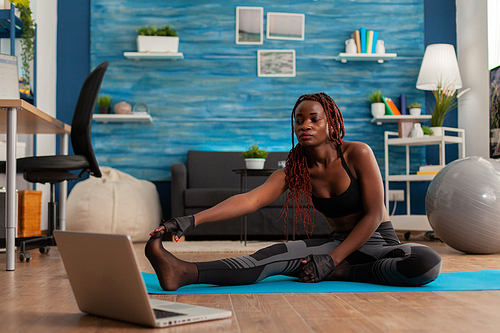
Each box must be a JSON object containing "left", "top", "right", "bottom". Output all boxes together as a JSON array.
[
  {"left": 384, "top": 128, "right": 465, "bottom": 231},
  {"left": 123, "top": 52, "right": 184, "bottom": 60},
  {"left": 337, "top": 53, "right": 397, "bottom": 63},
  {"left": 371, "top": 115, "right": 431, "bottom": 125},
  {"left": 93, "top": 113, "right": 153, "bottom": 123}
]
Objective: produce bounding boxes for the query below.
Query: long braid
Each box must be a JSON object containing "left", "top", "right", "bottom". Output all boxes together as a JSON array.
[{"left": 280, "top": 92, "right": 345, "bottom": 237}]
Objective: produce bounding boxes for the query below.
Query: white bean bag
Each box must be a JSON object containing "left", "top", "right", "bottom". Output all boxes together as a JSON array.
[{"left": 66, "top": 167, "right": 162, "bottom": 242}]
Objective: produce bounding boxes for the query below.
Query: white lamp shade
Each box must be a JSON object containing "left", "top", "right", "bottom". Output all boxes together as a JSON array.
[{"left": 416, "top": 44, "right": 462, "bottom": 90}]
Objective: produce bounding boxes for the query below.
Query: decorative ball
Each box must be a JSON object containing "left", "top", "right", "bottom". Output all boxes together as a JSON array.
[
  {"left": 426, "top": 157, "right": 500, "bottom": 254},
  {"left": 113, "top": 101, "right": 132, "bottom": 114}
]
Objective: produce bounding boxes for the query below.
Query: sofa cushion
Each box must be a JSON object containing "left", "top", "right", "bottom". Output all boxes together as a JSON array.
[{"left": 185, "top": 188, "right": 240, "bottom": 207}]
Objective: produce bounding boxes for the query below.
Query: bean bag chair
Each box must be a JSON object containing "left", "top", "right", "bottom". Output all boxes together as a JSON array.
[{"left": 66, "top": 167, "right": 162, "bottom": 242}]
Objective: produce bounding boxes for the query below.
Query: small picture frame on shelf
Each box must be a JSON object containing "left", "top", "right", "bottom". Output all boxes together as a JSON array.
[
  {"left": 235, "top": 6, "right": 264, "bottom": 44},
  {"left": 266, "top": 12, "right": 305, "bottom": 40},
  {"left": 257, "top": 50, "right": 296, "bottom": 77},
  {"left": 398, "top": 119, "right": 417, "bottom": 138}
]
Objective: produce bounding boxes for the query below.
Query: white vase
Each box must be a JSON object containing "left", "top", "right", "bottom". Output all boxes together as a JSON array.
[
  {"left": 375, "top": 40, "right": 385, "bottom": 54},
  {"left": 430, "top": 126, "right": 444, "bottom": 137},
  {"left": 245, "top": 158, "right": 266, "bottom": 170},
  {"left": 411, "top": 123, "right": 424, "bottom": 138},
  {"left": 136, "top": 36, "right": 179, "bottom": 53},
  {"left": 409, "top": 108, "right": 421, "bottom": 116},
  {"left": 371, "top": 103, "right": 385, "bottom": 118}
]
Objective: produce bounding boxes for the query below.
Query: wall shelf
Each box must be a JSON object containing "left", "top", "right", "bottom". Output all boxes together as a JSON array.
[
  {"left": 123, "top": 52, "right": 184, "bottom": 60},
  {"left": 93, "top": 114, "right": 153, "bottom": 124},
  {"left": 371, "top": 115, "right": 431, "bottom": 125},
  {"left": 337, "top": 53, "right": 397, "bottom": 63}
]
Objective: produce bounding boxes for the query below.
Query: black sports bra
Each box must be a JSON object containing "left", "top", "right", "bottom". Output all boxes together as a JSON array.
[{"left": 311, "top": 146, "right": 363, "bottom": 218}]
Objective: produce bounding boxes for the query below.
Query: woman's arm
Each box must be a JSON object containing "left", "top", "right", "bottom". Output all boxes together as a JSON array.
[
  {"left": 193, "top": 168, "right": 288, "bottom": 226},
  {"left": 328, "top": 142, "right": 387, "bottom": 266}
]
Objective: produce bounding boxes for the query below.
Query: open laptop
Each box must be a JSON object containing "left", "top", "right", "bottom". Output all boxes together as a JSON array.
[{"left": 53, "top": 230, "right": 232, "bottom": 328}]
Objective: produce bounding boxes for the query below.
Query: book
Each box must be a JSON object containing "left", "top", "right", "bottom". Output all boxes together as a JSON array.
[
  {"left": 366, "top": 30, "right": 374, "bottom": 54},
  {"left": 400, "top": 93, "right": 406, "bottom": 115},
  {"left": 360, "top": 27, "right": 366, "bottom": 53},
  {"left": 382, "top": 96, "right": 394, "bottom": 115},
  {"left": 416, "top": 171, "right": 440, "bottom": 175},
  {"left": 386, "top": 97, "right": 401, "bottom": 115},
  {"left": 371, "top": 31, "right": 378, "bottom": 53},
  {"left": 354, "top": 30, "right": 361, "bottom": 53}
]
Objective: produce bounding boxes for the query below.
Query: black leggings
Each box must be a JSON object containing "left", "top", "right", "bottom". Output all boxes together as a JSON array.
[{"left": 195, "top": 222, "right": 442, "bottom": 287}]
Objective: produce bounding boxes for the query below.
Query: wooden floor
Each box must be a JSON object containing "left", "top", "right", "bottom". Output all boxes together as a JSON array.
[{"left": 1, "top": 239, "right": 500, "bottom": 332}]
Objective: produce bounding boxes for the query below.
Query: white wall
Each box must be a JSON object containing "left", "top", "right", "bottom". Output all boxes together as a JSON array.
[
  {"left": 488, "top": 0, "right": 500, "bottom": 70},
  {"left": 31, "top": 0, "right": 58, "bottom": 230},
  {"left": 456, "top": 0, "right": 490, "bottom": 157}
]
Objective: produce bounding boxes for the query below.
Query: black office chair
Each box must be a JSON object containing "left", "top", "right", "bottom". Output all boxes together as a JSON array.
[{"left": 0, "top": 61, "right": 108, "bottom": 262}]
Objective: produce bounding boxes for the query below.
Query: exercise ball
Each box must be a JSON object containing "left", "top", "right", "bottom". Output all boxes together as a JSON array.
[{"left": 426, "top": 157, "right": 500, "bottom": 254}]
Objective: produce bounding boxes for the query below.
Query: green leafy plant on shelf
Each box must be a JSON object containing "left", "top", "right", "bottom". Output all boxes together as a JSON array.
[
  {"left": 368, "top": 90, "right": 383, "bottom": 104},
  {"left": 136, "top": 25, "right": 178, "bottom": 37},
  {"left": 241, "top": 145, "right": 269, "bottom": 159},
  {"left": 97, "top": 95, "right": 111, "bottom": 108},
  {"left": 408, "top": 102, "right": 422, "bottom": 109},
  {"left": 422, "top": 125, "right": 434, "bottom": 136},
  {"left": 429, "top": 81, "right": 468, "bottom": 127},
  {"left": 9, "top": 0, "right": 35, "bottom": 86}
]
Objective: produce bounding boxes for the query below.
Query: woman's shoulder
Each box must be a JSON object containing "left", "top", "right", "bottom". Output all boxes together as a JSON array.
[{"left": 342, "top": 140, "right": 374, "bottom": 158}]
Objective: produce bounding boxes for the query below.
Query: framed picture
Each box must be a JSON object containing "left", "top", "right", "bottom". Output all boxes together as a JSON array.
[
  {"left": 490, "top": 65, "right": 500, "bottom": 158},
  {"left": 257, "top": 50, "right": 296, "bottom": 77},
  {"left": 398, "top": 119, "right": 417, "bottom": 138},
  {"left": 266, "top": 12, "right": 305, "bottom": 40},
  {"left": 236, "top": 6, "right": 263, "bottom": 44}
]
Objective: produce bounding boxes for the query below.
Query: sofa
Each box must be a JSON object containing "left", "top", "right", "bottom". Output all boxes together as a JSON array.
[{"left": 170, "top": 150, "right": 331, "bottom": 240}]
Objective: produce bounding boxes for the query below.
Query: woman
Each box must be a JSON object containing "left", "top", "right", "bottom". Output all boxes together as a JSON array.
[{"left": 146, "top": 92, "right": 442, "bottom": 291}]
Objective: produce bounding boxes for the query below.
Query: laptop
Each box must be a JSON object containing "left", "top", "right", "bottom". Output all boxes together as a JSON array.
[{"left": 53, "top": 230, "right": 232, "bottom": 328}]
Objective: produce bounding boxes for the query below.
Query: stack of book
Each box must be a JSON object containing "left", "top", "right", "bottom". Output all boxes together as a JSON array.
[
  {"left": 352, "top": 27, "right": 379, "bottom": 54},
  {"left": 382, "top": 96, "right": 401, "bottom": 115},
  {"left": 416, "top": 165, "right": 445, "bottom": 175}
]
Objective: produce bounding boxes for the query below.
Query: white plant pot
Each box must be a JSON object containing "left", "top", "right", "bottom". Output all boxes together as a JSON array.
[
  {"left": 371, "top": 103, "right": 385, "bottom": 118},
  {"left": 245, "top": 158, "right": 266, "bottom": 170},
  {"left": 409, "top": 108, "right": 421, "bottom": 116},
  {"left": 430, "top": 126, "right": 444, "bottom": 137},
  {"left": 136, "top": 36, "right": 179, "bottom": 53}
]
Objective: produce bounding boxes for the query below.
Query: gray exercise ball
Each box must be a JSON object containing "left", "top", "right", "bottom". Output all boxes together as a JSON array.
[{"left": 426, "top": 157, "right": 500, "bottom": 254}]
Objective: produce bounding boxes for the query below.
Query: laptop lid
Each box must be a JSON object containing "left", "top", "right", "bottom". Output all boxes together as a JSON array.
[
  {"left": 0, "top": 54, "right": 20, "bottom": 99},
  {"left": 53, "top": 231, "right": 231, "bottom": 328}
]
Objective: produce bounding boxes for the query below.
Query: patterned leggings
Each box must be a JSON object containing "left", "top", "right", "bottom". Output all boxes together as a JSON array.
[{"left": 195, "top": 222, "right": 442, "bottom": 286}]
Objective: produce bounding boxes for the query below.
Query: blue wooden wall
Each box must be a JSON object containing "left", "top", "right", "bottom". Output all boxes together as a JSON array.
[{"left": 90, "top": 0, "right": 425, "bottom": 181}]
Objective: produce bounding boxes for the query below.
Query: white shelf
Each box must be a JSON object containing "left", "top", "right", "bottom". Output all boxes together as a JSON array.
[
  {"left": 123, "top": 52, "right": 184, "bottom": 60},
  {"left": 93, "top": 114, "right": 153, "bottom": 123},
  {"left": 371, "top": 115, "right": 431, "bottom": 125},
  {"left": 390, "top": 215, "right": 432, "bottom": 231},
  {"left": 337, "top": 53, "right": 397, "bottom": 63},
  {"left": 387, "top": 135, "right": 464, "bottom": 146},
  {"left": 387, "top": 174, "right": 436, "bottom": 182}
]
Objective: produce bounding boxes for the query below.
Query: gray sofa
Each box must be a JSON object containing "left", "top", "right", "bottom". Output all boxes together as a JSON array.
[{"left": 170, "top": 150, "right": 330, "bottom": 240}]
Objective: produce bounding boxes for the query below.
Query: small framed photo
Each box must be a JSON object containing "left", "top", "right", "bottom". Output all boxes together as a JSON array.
[
  {"left": 398, "top": 119, "right": 417, "bottom": 138},
  {"left": 236, "top": 6, "right": 264, "bottom": 44},
  {"left": 257, "top": 50, "right": 296, "bottom": 77},
  {"left": 266, "top": 12, "right": 305, "bottom": 40}
]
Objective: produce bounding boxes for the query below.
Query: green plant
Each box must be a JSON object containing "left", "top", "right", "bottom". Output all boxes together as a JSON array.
[
  {"left": 429, "top": 81, "right": 468, "bottom": 127},
  {"left": 10, "top": 0, "right": 35, "bottom": 86},
  {"left": 408, "top": 102, "right": 422, "bottom": 109},
  {"left": 422, "top": 125, "right": 433, "bottom": 136},
  {"left": 136, "top": 25, "right": 178, "bottom": 37},
  {"left": 241, "top": 145, "right": 268, "bottom": 159},
  {"left": 97, "top": 95, "right": 111, "bottom": 108},
  {"left": 368, "top": 90, "right": 383, "bottom": 104}
]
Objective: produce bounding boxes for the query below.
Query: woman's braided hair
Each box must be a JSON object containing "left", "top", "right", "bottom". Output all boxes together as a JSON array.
[{"left": 280, "top": 92, "right": 345, "bottom": 236}]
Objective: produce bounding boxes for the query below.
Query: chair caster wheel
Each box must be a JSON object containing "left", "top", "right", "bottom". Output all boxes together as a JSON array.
[
  {"left": 19, "top": 251, "right": 32, "bottom": 263},
  {"left": 39, "top": 246, "right": 50, "bottom": 254}
]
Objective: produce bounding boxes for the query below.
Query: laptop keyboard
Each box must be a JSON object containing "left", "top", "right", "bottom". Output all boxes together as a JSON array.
[{"left": 153, "top": 308, "right": 185, "bottom": 319}]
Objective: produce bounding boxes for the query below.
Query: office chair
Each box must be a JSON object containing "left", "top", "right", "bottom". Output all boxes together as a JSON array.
[{"left": 0, "top": 61, "right": 108, "bottom": 262}]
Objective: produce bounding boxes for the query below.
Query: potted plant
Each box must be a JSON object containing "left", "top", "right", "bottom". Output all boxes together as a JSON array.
[
  {"left": 429, "top": 81, "right": 469, "bottom": 136},
  {"left": 408, "top": 102, "right": 422, "bottom": 116},
  {"left": 97, "top": 95, "right": 112, "bottom": 114},
  {"left": 368, "top": 90, "right": 385, "bottom": 118},
  {"left": 422, "top": 125, "right": 433, "bottom": 136},
  {"left": 241, "top": 145, "right": 269, "bottom": 169},
  {"left": 136, "top": 25, "right": 179, "bottom": 53},
  {"left": 9, "top": 1, "right": 35, "bottom": 86}
]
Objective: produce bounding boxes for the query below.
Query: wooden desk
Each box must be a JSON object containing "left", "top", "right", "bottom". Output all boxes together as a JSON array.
[{"left": 0, "top": 99, "right": 71, "bottom": 271}]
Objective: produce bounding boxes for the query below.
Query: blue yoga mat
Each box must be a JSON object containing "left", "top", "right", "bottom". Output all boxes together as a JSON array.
[{"left": 142, "top": 269, "right": 500, "bottom": 294}]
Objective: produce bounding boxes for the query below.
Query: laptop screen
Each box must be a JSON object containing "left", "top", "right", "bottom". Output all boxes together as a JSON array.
[{"left": 0, "top": 54, "right": 20, "bottom": 99}]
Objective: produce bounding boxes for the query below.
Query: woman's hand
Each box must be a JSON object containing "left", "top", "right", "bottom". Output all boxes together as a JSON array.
[
  {"left": 298, "top": 254, "right": 335, "bottom": 283},
  {"left": 150, "top": 215, "right": 195, "bottom": 242}
]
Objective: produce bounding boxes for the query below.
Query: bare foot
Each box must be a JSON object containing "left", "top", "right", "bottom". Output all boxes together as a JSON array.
[{"left": 144, "top": 231, "right": 198, "bottom": 291}]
